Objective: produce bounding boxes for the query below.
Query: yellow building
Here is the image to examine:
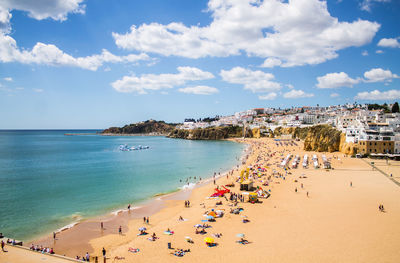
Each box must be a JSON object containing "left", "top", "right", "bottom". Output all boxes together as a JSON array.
[{"left": 357, "top": 140, "right": 394, "bottom": 154}]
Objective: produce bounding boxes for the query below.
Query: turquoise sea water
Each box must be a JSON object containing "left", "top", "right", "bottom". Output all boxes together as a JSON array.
[{"left": 0, "top": 130, "right": 244, "bottom": 241}]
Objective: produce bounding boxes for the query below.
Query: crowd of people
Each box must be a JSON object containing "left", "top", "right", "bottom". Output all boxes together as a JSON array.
[{"left": 29, "top": 244, "right": 55, "bottom": 254}]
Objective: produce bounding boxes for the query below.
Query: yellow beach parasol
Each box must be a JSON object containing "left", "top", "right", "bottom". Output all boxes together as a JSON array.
[{"left": 204, "top": 237, "right": 214, "bottom": 243}]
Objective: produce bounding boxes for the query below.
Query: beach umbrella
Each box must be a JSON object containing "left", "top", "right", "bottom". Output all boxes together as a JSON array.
[
  {"left": 208, "top": 211, "right": 216, "bottom": 217},
  {"left": 236, "top": 233, "right": 245, "bottom": 238},
  {"left": 204, "top": 237, "right": 214, "bottom": 243},
  {"left": 138, "top": 227, "right": 146, "bottom": 231}
]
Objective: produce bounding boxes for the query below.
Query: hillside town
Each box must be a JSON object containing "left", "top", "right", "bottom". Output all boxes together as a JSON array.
[{"left": 178, "top": 103, "right": 400, "bottom": 156}]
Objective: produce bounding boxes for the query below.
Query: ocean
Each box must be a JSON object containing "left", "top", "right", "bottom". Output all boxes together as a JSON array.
[{"left": 0, "top": 130, "right": 245, "bottom": 241}]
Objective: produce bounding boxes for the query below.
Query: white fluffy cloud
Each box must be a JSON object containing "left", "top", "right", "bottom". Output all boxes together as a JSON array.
[
  {"left": 261, "top": 58, "right": 282, "bottom": 68},
  {"left": 0, "top": 0, "right": 85, "bottom": 22},
  {"left": 316, "top": 72, "right": 360, "bottom": 89},
  {"left": 113, "top": 0, "right": 380, "bottom": 67},
  {"left": 0, "top": 35, "right": 149, "bottom": 70},
  {"left": 0, "top": 0, "right": 151, "bottom": 70},
  {"left": 355, "top": 89, "right": 400, "bottom": 100},
  {"left": 220, "top": 67, "right": 281, "bottom": 93},
  {"left": 179, "top": 85, "right": 219, "bottom": 95},
  {"left": 283, "top": 89, "right": 314, "bottom": 99},
  {"left": 360, "top": 0, "right": 391, "bottom": 12},
  {"left": 258, "top": 92, "right": 277, "bottom": 100},
  {"left": 363, "top": 68, "right": 399, "bottom": 83},
  {"left": 111, "top": 67, "right": 214, "bottom": 94},
  {"left": 377, "top": 38, "right": 400, "bottom": 48}
]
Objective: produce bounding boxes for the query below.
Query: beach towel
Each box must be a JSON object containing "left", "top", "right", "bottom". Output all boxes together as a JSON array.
[{"left": 128, "top": 248, "right": 140, "bottom": 253}]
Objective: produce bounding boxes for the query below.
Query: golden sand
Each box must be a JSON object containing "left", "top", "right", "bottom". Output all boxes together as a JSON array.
[{"left": 2, "top": 138, "right": 400, "bottom": 263}]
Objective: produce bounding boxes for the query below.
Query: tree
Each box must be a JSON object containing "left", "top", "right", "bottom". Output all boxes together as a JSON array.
[{"left": 392, "top": 102, "right": 400, "bottom": 113}]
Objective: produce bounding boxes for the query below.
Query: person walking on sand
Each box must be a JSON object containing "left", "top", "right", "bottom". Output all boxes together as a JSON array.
[
  {"left": 307, "top": 191, "right": 309, "bottom": 197},
  {"left": 85, "top": 252, "right": 90, "bottom": 262},
  {"left": 146, "top": 217, "right": 149, "bottom": 224},
  {"left": 101, "top": 222, "right": 103, "bottom": 230},
  {"left": 1, "top": 240, "right": 5, "bottom": 252},
  {"left": 143, "top": 217, "right": 146, "bottom": 223},
  {"left": 350, "top": 181, "right": 352, "bottom": 187},
  {"left": 118, "top": 226, "right": 122, "bottom": 235},
  {"left": 102, "top": 247, "right": 106, "bottom": 258}
]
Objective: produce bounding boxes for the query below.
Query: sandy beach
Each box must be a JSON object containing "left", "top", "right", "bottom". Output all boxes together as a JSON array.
[{"left": 2, "top": 137, "right": 400, "bottom": 262}]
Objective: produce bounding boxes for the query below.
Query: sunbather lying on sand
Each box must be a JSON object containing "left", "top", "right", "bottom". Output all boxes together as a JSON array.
[
  {"left": 195, "top": 228, "right": 207, "bottom": 234},
  {"left": 237, "top": 238, "right": 250, "bottom": 244}
]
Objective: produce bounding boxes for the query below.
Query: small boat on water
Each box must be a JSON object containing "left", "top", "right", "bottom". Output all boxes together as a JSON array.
[{"left": 119, "top": 144, "right": 150, "bottom": 151}]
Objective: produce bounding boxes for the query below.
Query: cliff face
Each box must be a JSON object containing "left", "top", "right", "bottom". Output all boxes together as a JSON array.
[
  {"left": 102, "top": 120, "right": 177, "bottom": 135},
  {"left": 272, "top": 125, "right": 350, "bottom": 153},
  {"left": 303, "top": 125, "right": 342, "bottom": 152},
  {"left": 168, "top": 126, "right": 251, "bottom": 140},
  {"left": 339, "top": 133, "right": 357, "bottom": 155}
]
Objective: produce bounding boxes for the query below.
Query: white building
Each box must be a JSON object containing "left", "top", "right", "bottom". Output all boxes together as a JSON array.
[{"left": 395, "top": 133, "right": 400, "bottom": 154}]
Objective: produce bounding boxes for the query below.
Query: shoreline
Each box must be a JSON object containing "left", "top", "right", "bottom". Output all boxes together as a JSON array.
[
  {"left": 29, "top": 139, "right": 250, "bottom": 256},
  {"left": 3, "top": 137, "right": 400, "bottom": 262},
  {"left": 101, "top": 133, "right": 168, "bottom": 137}
]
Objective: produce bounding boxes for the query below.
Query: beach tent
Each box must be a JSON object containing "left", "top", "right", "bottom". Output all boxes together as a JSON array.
[{"left": 240, "top": 180, "right": 253, "bottom": 191}]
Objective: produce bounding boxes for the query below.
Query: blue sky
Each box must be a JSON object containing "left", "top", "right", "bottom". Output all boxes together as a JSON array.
[{"left": 0, "top": 0, "right": 399, "bottom": 129}]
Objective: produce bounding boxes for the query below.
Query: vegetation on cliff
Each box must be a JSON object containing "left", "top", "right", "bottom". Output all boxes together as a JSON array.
[
  {"left": 102, "top": 120, "right": 177, "bottom": 135},
  {"left": 168, "top": 126, "right": 251, "bottom": 140}
]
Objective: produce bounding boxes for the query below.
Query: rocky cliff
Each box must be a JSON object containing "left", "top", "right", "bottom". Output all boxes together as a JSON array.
[
  {"left": 168, "top": 126, "right": 251, "bottom": 140},
  {"left": 102, "top": 120, "right": 177, "bottom": 135},
  {"left": 272, "top": 125, "right": 356, "bottom": 154}
]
